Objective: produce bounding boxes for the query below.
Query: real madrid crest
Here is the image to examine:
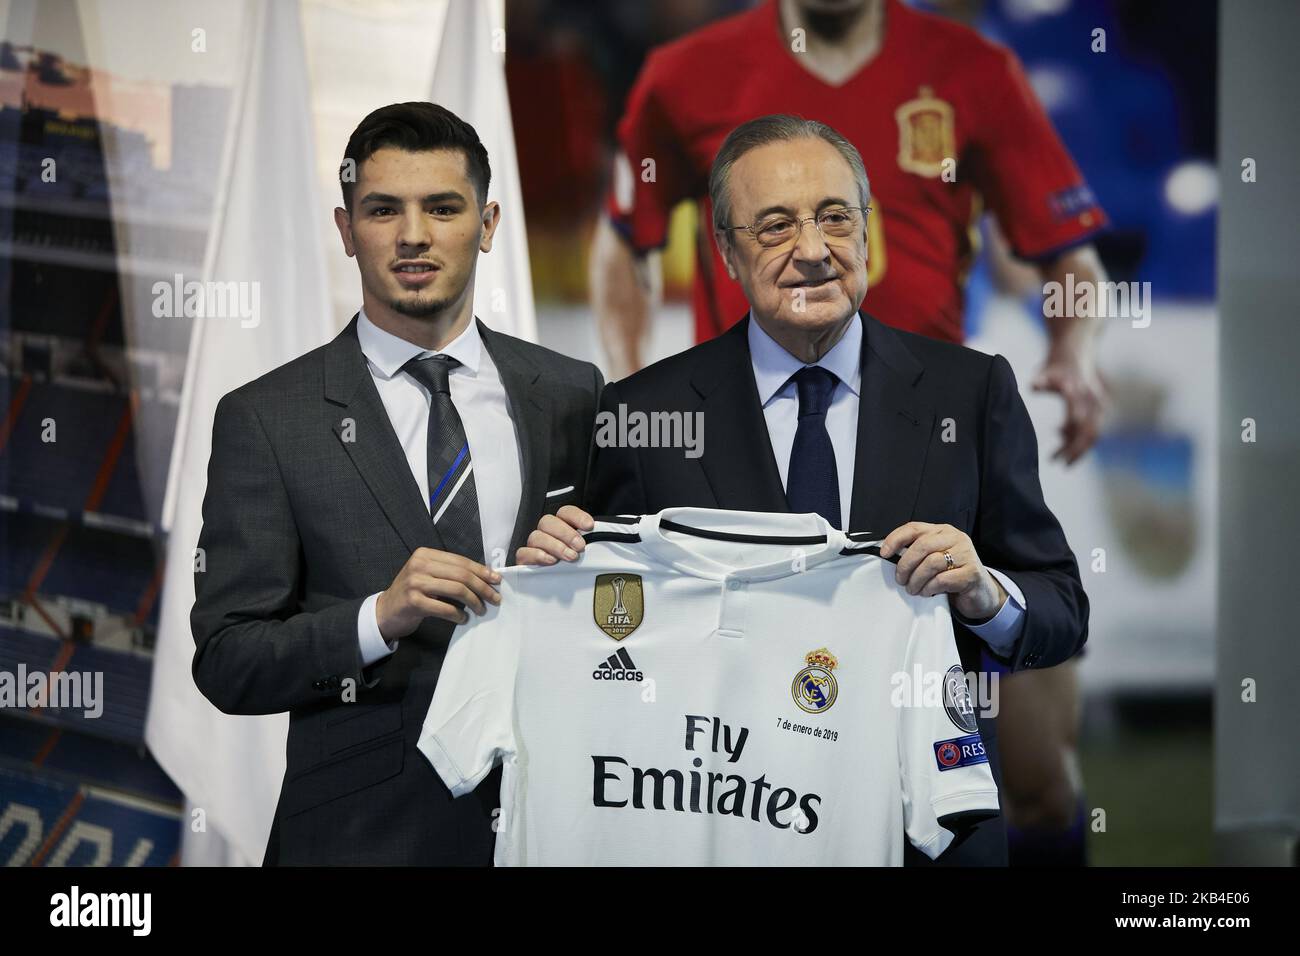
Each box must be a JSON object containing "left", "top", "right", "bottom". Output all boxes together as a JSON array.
[
  {"left": 593, "top": 573, "right": 644, "bottom": 641},
  {"left": 895, "top": 85, "right": 956, "bottom": 178},
  {"left": 792, "top": 648, "right": 839, "bottom": 714}
]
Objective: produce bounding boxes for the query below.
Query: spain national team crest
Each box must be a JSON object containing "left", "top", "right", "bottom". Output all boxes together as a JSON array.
[
  {"left": 791, "top": 648, "right": 839, "bottom": 714},
  {"left": 895, "top": 85, "right": 956, "bottom": 178},
  {"left": 593, "top": 573, "right": 644, "bottom": 641}
]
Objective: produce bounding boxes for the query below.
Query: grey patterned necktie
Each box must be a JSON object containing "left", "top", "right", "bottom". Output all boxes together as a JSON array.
[{"left": 401, "top": 354, "right": 485, "bottom": 563}]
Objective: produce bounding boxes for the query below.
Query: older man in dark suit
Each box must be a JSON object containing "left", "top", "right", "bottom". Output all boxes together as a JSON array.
[
  {"left": 521, "top": 114, "right": 1088, "bottom": 866},
  {"left": 191, "top": 103, "right": 601, "bottom": 865}
]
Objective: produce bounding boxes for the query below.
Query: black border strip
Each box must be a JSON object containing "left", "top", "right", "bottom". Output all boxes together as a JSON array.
[
  {"left": 658, "top": 518, "right": 828, "bottom": 546},
  {"left": 582, "top": 532, "right": 641, "bottom": 544}
]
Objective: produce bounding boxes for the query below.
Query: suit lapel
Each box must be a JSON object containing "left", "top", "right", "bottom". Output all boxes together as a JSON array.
[
  {"left": 324, "top": 314, "right": 442, "bottom": 556},
  {"left": 477, "top": 319, "right": 550, "bottom": 558},
  {"left": 848, "top": 314, "right": 935, "bottom": 536},
  {"left": 323, "top": 308, "right": 932, "bottom": 556},
  {"left": 693, "top": 317, "right": 790, "bottom": 514}
]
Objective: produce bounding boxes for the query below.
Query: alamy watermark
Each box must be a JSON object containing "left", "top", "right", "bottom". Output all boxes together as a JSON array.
[
  {"left": 49, "top": 886, "right": 150, "bottom": 936},
  {"left": 0, "top": 666, "right": 102, "bottom": 719},
  {"left": 152, "top": 273, "right": 261, "bottom": 328},
  {"left": 890, "top": 664, "right": 999, "bottom": 720},
  {"left": 594, "top": 403, "right": 704, "bottom": 459},
  {"left": 1042, "top": 273, "right": 1151, "bottom": 328}
]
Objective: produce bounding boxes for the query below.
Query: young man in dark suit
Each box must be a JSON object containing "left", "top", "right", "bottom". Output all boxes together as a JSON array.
[{"left": 190, "top": 102, "right": 601, "bottom": 865}]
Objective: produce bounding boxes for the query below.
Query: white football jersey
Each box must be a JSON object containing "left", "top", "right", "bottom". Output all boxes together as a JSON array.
[{"left": 418, "top": 508, "right": 999, "bottom": 865}]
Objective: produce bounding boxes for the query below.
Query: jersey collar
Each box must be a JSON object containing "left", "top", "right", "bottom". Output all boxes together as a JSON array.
[{"left": 636, "top": 507, "right": 848, "bottom": 582}]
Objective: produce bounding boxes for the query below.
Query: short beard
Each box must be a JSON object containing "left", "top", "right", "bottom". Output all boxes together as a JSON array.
[{"left": 389, "top": 292, "right": 455, "bottom": 319}]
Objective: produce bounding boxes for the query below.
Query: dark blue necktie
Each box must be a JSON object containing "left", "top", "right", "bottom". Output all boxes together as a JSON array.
[{"left": 785, "top": 365, "right": 841, "bottom": 529}]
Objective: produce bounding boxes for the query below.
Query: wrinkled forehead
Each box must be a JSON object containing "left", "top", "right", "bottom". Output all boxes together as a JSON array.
[{"left": 727, "top": 138, "right": 859, "bottom": 220}]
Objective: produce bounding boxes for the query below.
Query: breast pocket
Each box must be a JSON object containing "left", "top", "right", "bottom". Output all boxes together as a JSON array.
[{"left": 543, "top": 483, "right": 578, "bottom": 512}]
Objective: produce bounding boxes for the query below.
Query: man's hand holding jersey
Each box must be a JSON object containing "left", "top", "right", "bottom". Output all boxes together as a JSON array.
[
  {"left": 518, "top": 508, "right": 1008, "bottom": 624},
  {"left": 376, "top": 548, "right": 502, "bottom": 636},
  {"left": 877, "top": 521, "right": 1008, "bottom": 624},
  {"left": 517, "top": 505, "right": 596, "bottom": 566}
]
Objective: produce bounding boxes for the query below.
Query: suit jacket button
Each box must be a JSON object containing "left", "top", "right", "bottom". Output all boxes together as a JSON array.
[{"left": 312, "top": 680, "right": 324, "bottom": 690}]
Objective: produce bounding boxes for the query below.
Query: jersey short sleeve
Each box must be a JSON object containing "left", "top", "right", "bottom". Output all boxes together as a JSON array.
[
  {"left": 416, "top": 571, "right": 521, "bottom": 797},
  {"left": 605, "top": 50, "right": 697, "bottom": 252},
  {"left": 969, "top": 45, "right": 1107, "bottom": 261},
  {"left": 898, "top": 596, "right": 1001, "bottom": 859}
]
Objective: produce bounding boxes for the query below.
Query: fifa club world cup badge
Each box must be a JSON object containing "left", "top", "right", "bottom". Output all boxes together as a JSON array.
[
  {"left": 593, "top": 573, "right": 644, "bottom": 641},
  {"left": 792, "top": 648, "right": 839, "bottom": 714}
]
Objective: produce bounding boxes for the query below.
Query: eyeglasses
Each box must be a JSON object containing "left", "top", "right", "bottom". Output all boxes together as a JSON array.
[{"left": 719, "top": 205, "right": 870, "bottom": 249}]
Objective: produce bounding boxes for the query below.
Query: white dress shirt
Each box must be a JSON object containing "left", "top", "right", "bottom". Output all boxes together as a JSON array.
[
  {"left": 355, "top": 309, "right": 523, "bottom": 665},
  {"left": 747, "top": 313, "right": 1026, "bottom": 654}
]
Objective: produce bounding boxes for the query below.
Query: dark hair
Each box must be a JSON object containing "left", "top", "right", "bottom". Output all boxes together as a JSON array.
[{"left": 339, "top": 102, "right": 491, "bottom": 210}]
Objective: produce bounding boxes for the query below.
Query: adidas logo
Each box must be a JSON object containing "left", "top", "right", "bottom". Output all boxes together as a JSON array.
[{"left": 593, "top": 648, "right": 644, "bottom": 682}]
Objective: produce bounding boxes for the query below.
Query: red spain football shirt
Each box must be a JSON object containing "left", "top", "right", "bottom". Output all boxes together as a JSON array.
[{"left": 606, "top": 0, "right": 1106, "bottom": 345}]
